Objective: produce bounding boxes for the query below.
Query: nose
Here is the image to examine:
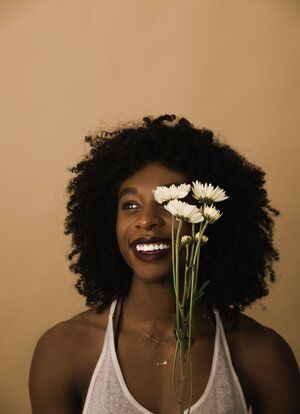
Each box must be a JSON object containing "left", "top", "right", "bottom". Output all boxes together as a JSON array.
[{"left": 135, "top": 204, "right": 164, "bottom": 231}]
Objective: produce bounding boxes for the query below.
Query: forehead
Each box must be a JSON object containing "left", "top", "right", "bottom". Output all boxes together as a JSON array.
[
  {"left": 118, "top": 163, "right": 195, "bottom": 204},
  {"left": 118, "top": 163, "right": 188, "bottom": 198}
]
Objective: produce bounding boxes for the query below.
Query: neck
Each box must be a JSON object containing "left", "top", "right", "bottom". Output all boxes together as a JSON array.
[{"left": 121, "top": 275, "right": 214, "bottom": 339}]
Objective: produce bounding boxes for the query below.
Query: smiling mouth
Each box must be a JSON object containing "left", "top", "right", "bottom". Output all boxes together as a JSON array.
[{"left": 131, "top": 246, "right": 170, "bottom": 262}]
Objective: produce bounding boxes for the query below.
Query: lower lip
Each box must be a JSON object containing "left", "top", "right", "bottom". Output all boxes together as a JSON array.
[{"left": 132, "top": 246, "right": 170, "bottom": 262}]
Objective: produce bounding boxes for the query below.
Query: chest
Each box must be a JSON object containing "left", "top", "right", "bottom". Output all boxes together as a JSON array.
[
  {"left": 78, "top": 329, "right": 252, "bottom": 413},
  {"left": 115, "top": 333, "right": 216, "bottom": 413}
]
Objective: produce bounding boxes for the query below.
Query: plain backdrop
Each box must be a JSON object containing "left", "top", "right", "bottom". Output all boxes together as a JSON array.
[{"left": 0, "top": 1, "right": 299, "bottom": 413}]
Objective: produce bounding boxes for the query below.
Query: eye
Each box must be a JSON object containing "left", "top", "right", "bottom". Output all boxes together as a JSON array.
[
  {"left": 121, "top": 200, "right": 139, "bottom": 210},
  {"left": 120, "top": 200, "right": 167, "bottom": 212}
]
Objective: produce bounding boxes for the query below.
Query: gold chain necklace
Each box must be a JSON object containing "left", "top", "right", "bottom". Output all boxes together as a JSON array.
[
  {"left": 137, "top": 325, "right": 176, "bottom": 367},
  {"left": 119, "top": 297, "right": 207, "bottom": 368},
  {"left": 136, "top": 317, "right": 206, "bottom": 367}
]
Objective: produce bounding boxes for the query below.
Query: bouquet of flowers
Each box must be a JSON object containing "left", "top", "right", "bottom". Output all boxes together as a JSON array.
[{"left": 152, "top": 181, "right": 229, "bottom": 414}]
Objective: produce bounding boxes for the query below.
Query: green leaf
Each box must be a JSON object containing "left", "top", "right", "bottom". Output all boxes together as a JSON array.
[
  {"left": 199, "top": 280, "right": 210, "bottom": 292},
  {"left": 192, "top": 280, "right": 210, "bottom": 307}
]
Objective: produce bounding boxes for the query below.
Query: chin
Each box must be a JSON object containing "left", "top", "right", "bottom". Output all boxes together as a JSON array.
[
  {"left": 128, "top": 246, "right": 186, "bottom": 283},
  {"left": 132, "top": 267, "right": 173, "bottom": 283}
]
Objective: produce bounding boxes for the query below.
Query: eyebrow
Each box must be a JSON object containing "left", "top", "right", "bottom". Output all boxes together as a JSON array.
[{"left": 118, "top": 182, "right": 186, "bottom": 200}]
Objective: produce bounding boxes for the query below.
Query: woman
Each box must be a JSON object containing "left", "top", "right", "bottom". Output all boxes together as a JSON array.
[{"left": 29, "top": 114, "right": 299, "bottom": 413}]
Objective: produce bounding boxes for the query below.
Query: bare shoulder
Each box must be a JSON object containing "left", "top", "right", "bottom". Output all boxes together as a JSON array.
[
  {"left": 224, "top": 311, "right": 299, "bottom": 373},
  {"left": 32, "top": 304, "right": 110, "bottom": 357},
  {"left": 227, "top": 311, "right": 298, "bottom": 360},
  {"left": 33, "top": 304, "right": 111, "bottom": 371},
  {"left": 223, "top": 312, "right": 300, "bottom": 413},
  {"left": 29, "top": 305, "right": 111, "bottom": 413}
]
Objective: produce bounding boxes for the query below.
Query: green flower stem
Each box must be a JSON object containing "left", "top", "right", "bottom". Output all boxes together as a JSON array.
[
  {"left": 172, "top": 339, "right": 180, "bottom": 398},
  {"left": 193, "top": 201, "right": 207, "bottom": 295},
  {"left": 181, "top": 244, "right": 190, "bottom": 313},
  {"left": 190, "top": 224, "right": 196, "bottom": 266},
  {"left": 171, "top": 215, "right": 176, "bottom": 294},
  {"left": 175, "top": 219, "right": 183, "bottom": 319},
  {"left": 171, "top": 216, "right": 184, "bottom": 402},
  {"left": 175, "top": 219, "right": 183, "bottom": 296},
  {"left": 175, "top": 220, "right": 184, "bottom": 409},
  {"left": 175, "top": 219, "right": 184, "bottom": 409},
  {"left": 186, "top": 347, "right": 193, "bottom": 414},
  {"left": 182, "top": 222, "right": 196, "bottom": 319},
  {"left": 181, "top": 246, "right": 199, "bottom": 411},
  {"left": 193, "top": 221, "right": 209, "bottom": 296},
  {"left": 181, "top": 221, "right": 209, "bottom": 414},
  {"left": 172, "top": 219, "right": 211, "bottom": 413},
  {"left": 175, "top": 222, "right": 196, "bottom": 412},
  {"left": 168, "top": 199, "right": 222, "bottom": 413},
  {"left": 178, "top": 340, "right": 184, "bottom": 411},
  {"left": 194, "top": 249, "right": 201, "bottom": 297}
]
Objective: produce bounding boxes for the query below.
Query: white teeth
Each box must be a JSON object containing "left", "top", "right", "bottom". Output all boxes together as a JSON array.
[{"left": 136, "top": 243, "right": 170, "bottom": 252}]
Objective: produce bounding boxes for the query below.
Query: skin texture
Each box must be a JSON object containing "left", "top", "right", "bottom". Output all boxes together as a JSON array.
[{"left": 29, "top": 162, "right": 300, "bottom": 413}]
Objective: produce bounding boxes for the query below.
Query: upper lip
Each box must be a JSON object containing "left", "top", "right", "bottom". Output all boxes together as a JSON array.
[{"left": 130, "top": 236, "right": 171, "bottom": 248}]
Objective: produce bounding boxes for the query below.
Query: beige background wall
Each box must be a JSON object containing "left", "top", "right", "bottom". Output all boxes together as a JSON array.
[{"left": 0, "top": 1, "right": 299, "bottom": 412}]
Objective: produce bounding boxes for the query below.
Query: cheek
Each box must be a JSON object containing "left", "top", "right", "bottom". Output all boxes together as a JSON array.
[{"left": 116, "top": 215, "right": 133, "bottom": 254}]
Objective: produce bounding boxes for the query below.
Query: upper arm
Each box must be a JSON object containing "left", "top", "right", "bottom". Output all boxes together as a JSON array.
[
  {"left": 29, "top": 322, "right": 81, "bottom": 414},
  {"left": 250, "top": 327, "right": 300, "bottom": 414}
]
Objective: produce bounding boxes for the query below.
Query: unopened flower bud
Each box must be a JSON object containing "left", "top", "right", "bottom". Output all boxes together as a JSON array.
[
  {"left": 201, "top": 235, "right": 209, "bottom": 245},
  {"left": 181, "top": 235, "right": 192, "bottom": 246},
  {"left": 195, "top": 232, "right": 209, "bottom": 245}
]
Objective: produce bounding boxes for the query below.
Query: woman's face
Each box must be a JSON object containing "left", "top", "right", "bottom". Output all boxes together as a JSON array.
[{"left": 116, "top": 162, "right": 193, "bottom": 283}]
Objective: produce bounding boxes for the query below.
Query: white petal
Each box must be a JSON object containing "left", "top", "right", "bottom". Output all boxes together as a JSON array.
[
  {"left": 191, "top": 181, "right": 229, "bottom": 203},
  {"left": 202, "top": 205, "right": 222, "bottom": 222},
  {"left": 164, "top": 199, "right": 203, "bottom": 223},
  {"left": 152, "top": 183, "right": 191, "bottom": 204}
]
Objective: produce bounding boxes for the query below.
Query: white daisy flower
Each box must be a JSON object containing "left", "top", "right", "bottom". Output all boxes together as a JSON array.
[
  {"left": 195, "top": 233, "right": 209, "bottom": 245},
  {"left": 164, "top": 199, "right": 204, "bottom": 223},
  {"left": 202, "top": 205, "right": 222, "bottom": 223},
  {"left": 152, "top": 183, "right": 191, "bottom": 204},
  {"left": 192, "top": 181, "right": 229, "bottom": 204},
  {"left": 181, "top": 235, "right": 192, "bottom": 246}
]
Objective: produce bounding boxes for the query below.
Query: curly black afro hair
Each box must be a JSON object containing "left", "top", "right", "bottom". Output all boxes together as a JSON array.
[{"left": 64, "top": 114, "right": 280, "bottom": 322}]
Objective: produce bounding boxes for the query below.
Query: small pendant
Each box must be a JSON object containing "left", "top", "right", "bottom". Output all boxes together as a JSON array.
[{"left": 155, "top": 360, "right": 168, "bottom": 366}]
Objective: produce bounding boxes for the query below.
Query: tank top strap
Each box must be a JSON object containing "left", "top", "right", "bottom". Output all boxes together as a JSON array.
[
  {"left": 212, "top": 306, "right": 229, "bottom": 348},
  {"left": 102, "top": 299, "right": 117, "bottom": 349},
  {"left": 212, "top": 306, "right": 223, "bottom": 342},
  {"left": 211, "top": 306, "right": 249, "bottom": 413},
  {"left": 212, "top": 305, "right": 219, "bottom": 314},
  {"left": 211, "top": 305, "right": 221, "bottom": 352},
  {"left": 108, "top": 298, "right": 121, "bottom": 352},
  {"left": 108, "top": 298, "right": 118, "bottom": 319},
  {"left": 212, "top": 305, "right": 220, "bottom": 329}
]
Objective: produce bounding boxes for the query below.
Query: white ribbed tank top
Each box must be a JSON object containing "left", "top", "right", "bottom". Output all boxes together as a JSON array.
[{"left": 82, "top": 299, "right": 249, "bottom": 414}]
